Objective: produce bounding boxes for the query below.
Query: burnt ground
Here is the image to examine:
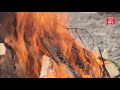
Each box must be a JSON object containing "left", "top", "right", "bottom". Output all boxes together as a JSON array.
[{"left": 68, "top": 12, "right": 120, "bottom": 68}]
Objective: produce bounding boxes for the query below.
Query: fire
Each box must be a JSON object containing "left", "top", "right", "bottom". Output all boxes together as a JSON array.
[{"left": 0, "top": 12, "right": 109, "bottom": 78}]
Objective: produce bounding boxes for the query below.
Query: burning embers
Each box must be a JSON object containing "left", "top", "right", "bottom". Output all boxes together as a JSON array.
[{"left": 0, "top": 12, "right": 110, "bottom": 78}]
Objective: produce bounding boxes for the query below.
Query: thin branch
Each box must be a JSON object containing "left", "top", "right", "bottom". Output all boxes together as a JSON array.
[
  {"left": 66, "top": 27, "right": 95, "bottom": 51},
  {"left": 98, "top": 47, "right": 110, "bottom": 78}
]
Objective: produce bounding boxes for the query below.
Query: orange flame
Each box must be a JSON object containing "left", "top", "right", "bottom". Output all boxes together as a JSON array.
[{"left": 1, "top": 12, "right": 108, "bottom": 78}]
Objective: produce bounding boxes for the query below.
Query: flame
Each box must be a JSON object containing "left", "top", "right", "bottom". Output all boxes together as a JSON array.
[{"left": 1, "top": 12, "right": 108, "bottom": 78}]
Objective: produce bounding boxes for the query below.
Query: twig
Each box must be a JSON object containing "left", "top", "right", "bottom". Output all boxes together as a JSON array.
[
  {"left": 98, "top": 47, "right": 110, "bottom": 78},
  {"left": 67, "top": 27, "right": 95, "bottom": 51}
]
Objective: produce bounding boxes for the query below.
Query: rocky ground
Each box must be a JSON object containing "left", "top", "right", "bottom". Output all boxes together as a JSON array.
[{"left": 68, "top": 12, "right": 120, "bottom": 68}]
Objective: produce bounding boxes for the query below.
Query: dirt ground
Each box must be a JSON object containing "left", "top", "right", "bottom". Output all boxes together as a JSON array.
[{"left": 68, "top": 12, "right": 120, "bottom": 67}]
